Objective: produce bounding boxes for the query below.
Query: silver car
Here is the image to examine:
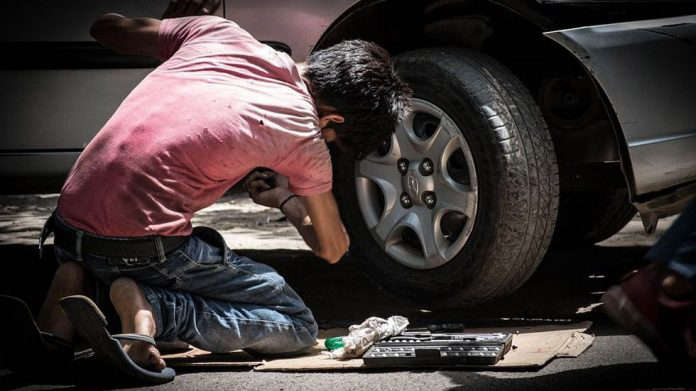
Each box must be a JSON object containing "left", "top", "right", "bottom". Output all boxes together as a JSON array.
[{"left": 2, "top": 0, "right": 695, "bottom": 306}]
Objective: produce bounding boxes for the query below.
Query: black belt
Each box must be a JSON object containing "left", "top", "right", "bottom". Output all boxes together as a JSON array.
[{"left": 40, "top": 213, "right": 188, "bottom": 262}]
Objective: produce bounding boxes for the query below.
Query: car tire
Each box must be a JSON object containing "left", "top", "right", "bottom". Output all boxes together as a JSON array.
[
  {"left": 333, "top": 48, "right": 559, "bottom": 306},
  {"left": 553, "top": 189, "right": 636, "bottom": 247}
]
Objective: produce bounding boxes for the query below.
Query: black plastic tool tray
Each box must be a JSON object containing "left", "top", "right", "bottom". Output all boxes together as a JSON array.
[{"left": 363, "top": 332, "right": 513, "bottom": 367}]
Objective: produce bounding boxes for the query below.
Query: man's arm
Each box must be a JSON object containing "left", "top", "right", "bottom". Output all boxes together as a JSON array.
[
  {"left": 90, "top": 14, "right": 161, "bottom": 58},
  {"left": 246, "top": 171, "right": 349, "bottom": 264},
  {"left": 89, "top": 0, "right": 221, "bottom": 58},
  {"left": 283, "top": 192, "right": 350, "bottom": 264}
]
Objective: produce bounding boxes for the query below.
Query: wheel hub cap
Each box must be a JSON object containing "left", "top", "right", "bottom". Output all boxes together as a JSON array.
[{"left": 354, "top": 98, "right": 479, "bottom": 270}]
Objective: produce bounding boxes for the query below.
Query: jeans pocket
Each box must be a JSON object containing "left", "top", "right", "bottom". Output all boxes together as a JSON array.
[
  {"left": 177, "top": 227, "right": 230, "bottom": 268},
  {"left": 161, "top": 232, "right": 241, "bottom": 292}
]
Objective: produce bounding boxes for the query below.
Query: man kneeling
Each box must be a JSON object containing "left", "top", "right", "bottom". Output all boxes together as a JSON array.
[{"left": 8, "top": 1, "right": 410, "bottom": 383}]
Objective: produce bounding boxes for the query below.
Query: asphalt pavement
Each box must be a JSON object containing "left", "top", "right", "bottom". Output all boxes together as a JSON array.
[{"left": 0, "top": 196, "right": 693, "bottom": 391}]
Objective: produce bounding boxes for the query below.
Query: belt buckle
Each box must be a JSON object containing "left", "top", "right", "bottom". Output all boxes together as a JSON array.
[{"left": 120, "top": 257, "right": 148, "bottom": 267}]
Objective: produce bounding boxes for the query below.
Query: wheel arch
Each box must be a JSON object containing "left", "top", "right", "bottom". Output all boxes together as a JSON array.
[{"left": 315, "top": 0, "right": 633, "bottom": 199}]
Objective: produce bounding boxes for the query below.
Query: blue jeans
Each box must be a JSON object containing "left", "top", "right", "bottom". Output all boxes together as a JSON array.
[
  {"left": 54, "top": 226, "right": 318, "bottom": 355},
  {"left": 646, "top": 198, "right": 696, "bottom": 280}
]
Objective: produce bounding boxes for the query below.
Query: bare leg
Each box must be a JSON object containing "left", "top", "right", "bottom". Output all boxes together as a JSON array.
[
  {"left": 37, "top": 261, "right": 92, "bottom": 342},
  {"left": 109, "top": 277, "right": 165, "bottom": 370}
]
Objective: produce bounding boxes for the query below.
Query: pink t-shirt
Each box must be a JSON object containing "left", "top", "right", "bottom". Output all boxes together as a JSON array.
[{"left": 58, "top": 16, "right": 331, "bottom": 237}]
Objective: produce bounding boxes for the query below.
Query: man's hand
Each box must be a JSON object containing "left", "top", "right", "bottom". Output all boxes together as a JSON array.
[
  {"left": 162, "top": 0, "right": 221, "bottom": 19},
  {"left": 245, "top": 170, "right": 292, "bottom": 209},
  {"left": 244, "top": 170, "right": 349, "bottom": 264}
]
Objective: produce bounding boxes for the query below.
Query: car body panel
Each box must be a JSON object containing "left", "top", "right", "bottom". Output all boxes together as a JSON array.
[
  {"left": 544, "top": 15, "right": 696, "bottom": 196},
  {"left": 1, "top": 68, "right": 151, "bottom": 151},
  {"left": 0, "top": 153, "right": 81, "bottom": 178},
  {"left": 0, "top": 0, "right": 219, "bottom": 152},
  {"left": 0, "top": 0, "right": 353, "bottom": 184},
  {"left": 2, "top": 0, "right": 695, "bottom": 202},
  {"left": 0, "top": 1, "right": 171, "bottom": 42},
  {"left": 0, "top": 0, "right": 216, "bottom": 184},
  {"left": 224, "top": 0, "right": 357, "bottom": 61}
]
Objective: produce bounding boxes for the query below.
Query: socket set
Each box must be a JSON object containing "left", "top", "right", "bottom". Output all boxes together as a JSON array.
[{"left": 363, "top": 332, "right": 513, "bottom": 367}]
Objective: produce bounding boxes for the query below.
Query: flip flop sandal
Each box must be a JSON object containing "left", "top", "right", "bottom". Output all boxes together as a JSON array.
[
  {"left": 0, "top": 295, "right": 82, "bottom": 376},
  {"left": 59, "top": 295, "right": 176, "bottom": 385}
]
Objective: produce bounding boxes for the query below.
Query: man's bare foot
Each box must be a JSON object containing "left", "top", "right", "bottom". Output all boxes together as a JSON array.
[
  {"left": 122, "top": 339, "right": 166, "bottom": 370},
  {"left": 109, "top": 277, "right": 166, "bottom": 370},
  {"left": 37, "top": 261, "right": 93, "bottom": 342}
]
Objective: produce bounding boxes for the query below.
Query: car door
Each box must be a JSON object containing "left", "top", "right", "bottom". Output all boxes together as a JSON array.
[{"left": 0, "top": 0, "right": 222, "bottom": 193}]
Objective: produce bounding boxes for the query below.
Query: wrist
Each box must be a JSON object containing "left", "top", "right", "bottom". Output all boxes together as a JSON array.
[{"left": 279, "top": 194, "right": 298, "bottom": 213}]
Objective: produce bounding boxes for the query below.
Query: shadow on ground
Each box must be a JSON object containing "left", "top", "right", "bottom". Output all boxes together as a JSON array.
[
  {"left": 0, "top": 241, "right": 658, "bottom": 390},
  {"left": 442, "top": 362, "right": 696, "bottom": 390},
  {"left": 0, "top": 240, "right": 651, "bottom": 328},
  {"left": 6, "top": 363, "right": 694, "bottom": 391},
  {"left": 245, "top": 243, "right": 651, "bottom": 327}
]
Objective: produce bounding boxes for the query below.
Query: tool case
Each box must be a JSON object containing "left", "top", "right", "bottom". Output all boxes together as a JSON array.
[{"left": 363, "top": 331, "right": 513, "bottom": 367}]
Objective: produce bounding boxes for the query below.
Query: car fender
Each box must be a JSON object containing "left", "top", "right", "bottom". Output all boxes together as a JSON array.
[{"left": 544, "top": 15, "right": 696, "bottom": 197}]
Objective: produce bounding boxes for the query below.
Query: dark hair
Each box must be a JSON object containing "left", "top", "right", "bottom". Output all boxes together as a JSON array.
[{"left": 305, "top": 40, "right": 412, "bottom": 157}]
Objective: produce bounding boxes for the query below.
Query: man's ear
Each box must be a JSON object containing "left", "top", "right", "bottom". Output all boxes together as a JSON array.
[{"left": 319, "top": 114, "right": 344, "bottom": 129}]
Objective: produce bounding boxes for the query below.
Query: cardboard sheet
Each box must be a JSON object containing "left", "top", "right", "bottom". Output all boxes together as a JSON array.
[
  {"left": 164, "top": 348, "right": 262, "bottom": 368},
  {"left": 162, "top": 321, "right": 593, "bottom": 371}
]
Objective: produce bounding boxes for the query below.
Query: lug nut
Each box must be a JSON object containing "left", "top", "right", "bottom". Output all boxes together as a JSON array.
[
  {"left": 419, "top": 158, "right": 434, "bottom": 176},
  {"left": 400, "top": 192, "right": 413, "bottom": 208},
  {"left": 422, "top": 191, "right": 437, "bottom": 209},
  {"left": 397, "top": 158, "right": 409, "bottom": 176}
]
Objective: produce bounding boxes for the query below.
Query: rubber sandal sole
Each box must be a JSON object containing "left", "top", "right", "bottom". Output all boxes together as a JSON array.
[
  {"left": 0, "top": 295, "right": 74, "bottom": 373},
  {"left": 59, "top": 295, "right": 175, "bottom": 385}
]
